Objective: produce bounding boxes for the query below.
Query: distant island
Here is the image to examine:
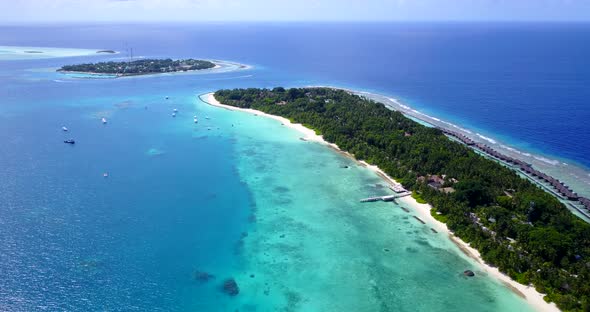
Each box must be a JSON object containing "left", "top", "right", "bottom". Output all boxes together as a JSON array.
[
  {"left": 58, "top": 58, "right": 216, "bottom": 76},
  {"left": 213, "top": 87, "right": 590, "bottom": 311}
]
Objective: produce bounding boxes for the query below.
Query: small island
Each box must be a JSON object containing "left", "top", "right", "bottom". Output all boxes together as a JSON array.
[{"left": 58, "top": 58, "right": 216, "bottom": 77}]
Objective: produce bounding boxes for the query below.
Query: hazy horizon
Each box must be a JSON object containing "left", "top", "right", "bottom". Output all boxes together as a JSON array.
[{"left": 2, "top": 0, "right": 589, "bottom": 23}]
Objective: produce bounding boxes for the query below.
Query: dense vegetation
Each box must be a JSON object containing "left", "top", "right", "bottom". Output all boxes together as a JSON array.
[
  {"left": 215, "top": 87, "right": 590, "bottom": 311},
  {"left": 59, "top": 58, "right": 215, "bottom": 76}
]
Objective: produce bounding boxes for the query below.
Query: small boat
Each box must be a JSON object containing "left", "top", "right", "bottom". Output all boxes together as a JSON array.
[
  {"left": 172, "top": 113, "right": 176, "bottom": 117},
  {"left": 173, "top": 108, "right": 178, "bottom": 113},
  {"left": 194, "top": 118, "right": 198, "bottom": 123},
  {"left": 165, "top": 96, "right": 169, "bottom": 100},
  {"left": 64, "top": 139, "right": 75, "bottom": 144},
  {"left": 103, "top": 172, "right": 109, "bottom": 178},
  {"left": 205, "top": 116, "right": 210, "bottom": 120},
  {"left": 62, "top": 126, "right": 69, "bottom": 132},
  {"left": 101, "top": 117, "right": 107, "bottom": 124}
]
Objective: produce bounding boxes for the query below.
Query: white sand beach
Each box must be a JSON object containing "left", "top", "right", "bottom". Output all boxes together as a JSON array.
[
  {"left": 202, "top": 92, "right": 560, "bottom": 312},
  {"left": 0, "top": 45, "right": 112, "bottom": 60}
]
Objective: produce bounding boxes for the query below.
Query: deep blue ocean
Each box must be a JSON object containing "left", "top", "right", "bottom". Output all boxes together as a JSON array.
[
  {"left": 0, "top": 23, "right": 588, "bottom": 311},
  {"left": 3, "top": 22, "right": 588, "bottom": 167}
]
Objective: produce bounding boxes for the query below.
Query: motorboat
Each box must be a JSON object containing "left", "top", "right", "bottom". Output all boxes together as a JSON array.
[{"left": 64, "top": 139, "right": 75, "bottom": 144}]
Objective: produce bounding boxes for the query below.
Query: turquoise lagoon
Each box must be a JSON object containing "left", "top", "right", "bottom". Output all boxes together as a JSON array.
[
  {"left": 1, "top": 50, "right": 536, "bottom": 311},
  {"left": 205, "top": 102, "right": 536, "bottom": 311}
]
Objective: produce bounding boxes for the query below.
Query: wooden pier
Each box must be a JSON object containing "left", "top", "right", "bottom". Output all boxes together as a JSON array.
[{"left": 360, "top": 192, "right": 411, "bottom": 203}]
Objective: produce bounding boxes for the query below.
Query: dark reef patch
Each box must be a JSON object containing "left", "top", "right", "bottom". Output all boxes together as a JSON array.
[
  {"left": 247, "top": 212, "right": 257, "bottom": 223},
  {"left": 194, "top": 270, "right": 215, "bottom": 283},
  {"left": 415, "top": 239, "right": 430, "bottom": 247},
  {"left": 222, "top": 278, "right": 240, "bottom": 296},
  {"left": 273, "top": 186, "right": 290, "bottom": 193},
  {"left": 406, "top": 247, "right": 419, "bottom": 253}
]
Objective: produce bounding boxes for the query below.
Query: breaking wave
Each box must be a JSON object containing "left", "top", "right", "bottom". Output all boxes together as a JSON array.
[{"left": 476, "top": 133, "right": 497, "bottom": 144}]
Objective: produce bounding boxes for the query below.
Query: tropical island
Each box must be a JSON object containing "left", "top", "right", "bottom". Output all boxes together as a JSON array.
[
  {"left": 58, "top": 58, "right": 216, "bottom": 76},
  {"left": 213, "top": 87, "right": 590, "bottom": 311}
]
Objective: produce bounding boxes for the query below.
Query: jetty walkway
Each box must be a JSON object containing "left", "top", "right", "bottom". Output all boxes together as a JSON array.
[
  {"left": 361, "top": 182, "right": 411, "bottom": 203},
  {"left": 360, "top": 192, "right": 411, "bottom": 203}
]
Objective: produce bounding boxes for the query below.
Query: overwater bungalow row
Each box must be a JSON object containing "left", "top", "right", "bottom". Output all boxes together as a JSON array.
[
  {"left": 488, "top": 155, "right": 577, "bottom": 198},
  {"left": 441, "top": 129, "right": 579, "bottom": 197},
  {"left": 500, "top": 158, "right": 577, "bottom": 199},
  {"left": 437, "top": 127, "right": 475, "bottom": 146},
  {"left": 580, "top": 197, "right": 590, "bottom": 210},
  {"left": 436, "top": 127, "right": 583, "bottom": 202},
  {"left": 552, "top": 181, "right": 575, "bottom": 194}
]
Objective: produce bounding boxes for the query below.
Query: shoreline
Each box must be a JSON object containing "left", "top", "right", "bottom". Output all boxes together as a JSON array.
[
  {"left": 200, "top": 92, "right": 560, "bottom": 312},
  {"left": 58, "top": 65, "right": 219, "bottom": 78},
  {"left": 304, "top": 85, "right": 590, "bottom": 220}
]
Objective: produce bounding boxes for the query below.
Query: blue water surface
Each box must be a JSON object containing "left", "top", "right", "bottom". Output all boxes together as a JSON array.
[
  {"left": 4, "top": 22, "right": 587, "bottom": 166},
  {"left": 0, "top": 22, "right": 589, "bottom": 311}
]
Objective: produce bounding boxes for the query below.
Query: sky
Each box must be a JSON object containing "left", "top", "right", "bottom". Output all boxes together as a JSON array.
[{"left": 1, "top": 0, "right": 590, "bottom": 23}]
